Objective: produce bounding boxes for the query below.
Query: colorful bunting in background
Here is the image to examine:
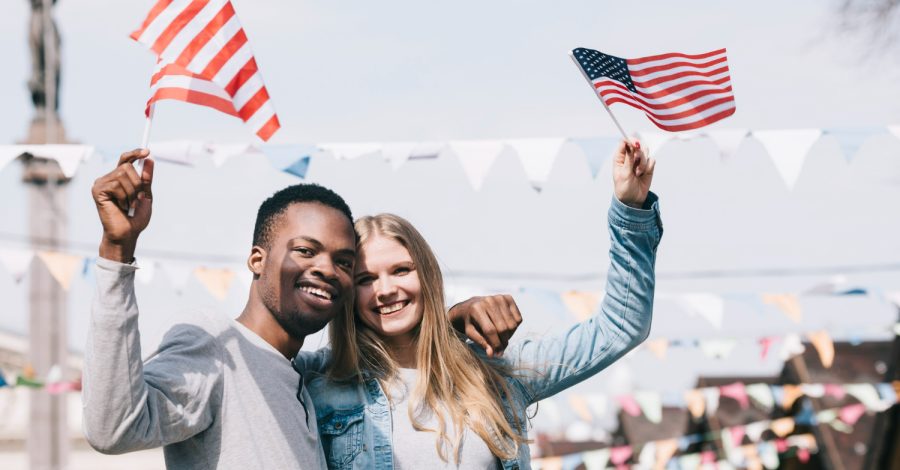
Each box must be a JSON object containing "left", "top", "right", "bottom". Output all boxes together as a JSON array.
[
  {"left": 761, "top": 293, "right": 803, "bottom": 323},
  {"left": 36, "top": 251, "right": 82, "bottom": 291},
  {"left": 720, "top": 382, "right": 750, "bottom": 409},
  {"left": 635, "top": 131, "right": 672, "bottom": 157},
  {"left": 259, "top": 144, "right": 317, "bottom": 178},
  {"left": 822, "top": 127, "right": 879, "bottom": 161},
  {"left": 758, "top": 336, "right": 775, "bottom": 360},
  {"left": 609, "top": 445, "right": 633, "bottom": 466},
  {"left": 700, "top": 339, "right": 737, "bottom": 359},
  {"left": 806, "top": 330, "right": 835, "bottom": 368},
  {"left": 634, "top": 391, "right": 663, "bottom": 424},
  {"left": 778, "top": 333, "right": 806, "bottom": 361},
  {"left": 677, "top": 293, "right": 725, "bottom": 329},
  {"left": 644, "top": 338, "right": 669, "bottom": 360},
  {"left": 567, "top": 394, "right": 594, "bottom": 422},
  {"left": 194, "top": 266, "right": 236, "bottom": 300},
  {"left": 581, "top": 448, "right": 610, "bottom": 470},
  {"left": 746, "top": 383, "right": 775, "bottom": 411},
  {"left": 685, "top": 388, "right": 706, "bottom": 419},
  {"left": 0, "top": 370, "right": 7, "bottom": 387},
  {"left": 561, "top": 290, "right": 601, "bottom": 321},
  {"left": 318, "top": 142, "right": 382, "bottom": 160},
  {"left": 569, "top": 137, "right": 619, "bottom": 177},
  {"left": 781, "top": 384, "right": 804, "bottom": 409},
  {"left": 617, "top": 394, "right": 642, "bottom": 417},
  {"left": 752, "top": 129, "right": 822, "bottom": 190},
  {"left": 0, "top": 248, "right": 34, "bottom": 283}
]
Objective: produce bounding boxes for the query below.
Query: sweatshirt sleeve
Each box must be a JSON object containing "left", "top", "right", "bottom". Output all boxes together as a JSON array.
[{"left": 82, "top": 257, "right": 223, "bottom": 454}]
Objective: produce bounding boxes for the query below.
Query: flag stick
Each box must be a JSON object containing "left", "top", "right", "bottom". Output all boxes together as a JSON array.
[
  {"left": 568, "top": 52, "right": 630, "bottom": 142},
  {"left": 128, "top": 104, "right": 154, "bottom": 218}
]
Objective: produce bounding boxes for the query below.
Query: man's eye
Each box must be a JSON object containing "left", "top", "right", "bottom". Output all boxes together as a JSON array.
[
  {"left": 337, "top": 259, "right": 354, "bottom": 270},
  {"left": 293, "top": 247, "right": 313, "bottom": 256}
]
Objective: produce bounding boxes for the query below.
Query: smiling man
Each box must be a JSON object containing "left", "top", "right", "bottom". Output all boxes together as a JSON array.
[
  {"left": 82, "top": 150, "right": 521, "bottom": 469},
  {"left": 83, "top": 149, "right": 354, "bottom": 469}
]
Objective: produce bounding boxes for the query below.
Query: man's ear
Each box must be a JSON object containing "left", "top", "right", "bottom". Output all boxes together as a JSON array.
[{"left": 247, "top": 246, "right": 266, "bottom": 278}]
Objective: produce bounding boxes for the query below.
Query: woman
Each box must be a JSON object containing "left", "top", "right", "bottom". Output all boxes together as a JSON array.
[{"left": 298, "top": 140, "right": 661, "bottom": 469}]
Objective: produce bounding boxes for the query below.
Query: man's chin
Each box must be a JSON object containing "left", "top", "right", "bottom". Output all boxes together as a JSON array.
[{"left": 276, "top": 309, "right": 336, "bottom": 339}]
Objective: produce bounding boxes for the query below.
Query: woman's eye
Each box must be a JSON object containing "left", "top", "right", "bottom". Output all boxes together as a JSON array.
[
  {"left": 394, "top": 267, "right": 410, "bottom": 275},
  {"left": 355, "top": 276, "right": 373, "bottom": 286}
]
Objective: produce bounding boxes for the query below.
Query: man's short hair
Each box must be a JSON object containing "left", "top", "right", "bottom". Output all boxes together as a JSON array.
[{"left": 252, "top": 184, "right": 353, "bottom": 248}]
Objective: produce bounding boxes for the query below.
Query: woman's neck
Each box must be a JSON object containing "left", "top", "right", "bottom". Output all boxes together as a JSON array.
[{"left": 384, "top": 337, "right": 417, "bottom": 369}]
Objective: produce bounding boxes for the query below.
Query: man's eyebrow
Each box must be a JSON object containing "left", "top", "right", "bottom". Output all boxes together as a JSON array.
[{"left": 291, "top": 237, "right": 355, "bottom": 257}]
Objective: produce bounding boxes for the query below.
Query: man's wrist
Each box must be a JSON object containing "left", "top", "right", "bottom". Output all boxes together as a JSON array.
[{"left": 99, "top": 237, "right": 137, "bottom": 263}]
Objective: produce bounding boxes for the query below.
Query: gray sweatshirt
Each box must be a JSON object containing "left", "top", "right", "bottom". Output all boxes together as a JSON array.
[{"left": 82, "top": 258, "right": 327, "bottom": 469}]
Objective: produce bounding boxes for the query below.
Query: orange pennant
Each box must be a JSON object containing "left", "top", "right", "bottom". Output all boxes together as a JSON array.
[
  {"left": 762, "top": 293, "right": 802, "bottom": 323},
  {"left": 806, "top": 330, "right": 834, "bottom": 368}
]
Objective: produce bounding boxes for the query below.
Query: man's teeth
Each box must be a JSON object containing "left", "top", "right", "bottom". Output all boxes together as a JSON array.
[
  {"left": 378, "top": 302, "right": 405, "bottom": 315},
  {"left": 300, "top": 286, "right": 332, "bottom": 300}
]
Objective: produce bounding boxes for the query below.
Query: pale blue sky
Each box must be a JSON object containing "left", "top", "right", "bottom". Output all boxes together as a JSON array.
[{"left": 1, "top": 0, "right": 898, "bottom": 146}]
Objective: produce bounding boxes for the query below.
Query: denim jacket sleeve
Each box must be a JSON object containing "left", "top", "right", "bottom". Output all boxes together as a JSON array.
[{"left": 503, "top": 192, "right": 662, "bottom": 404}]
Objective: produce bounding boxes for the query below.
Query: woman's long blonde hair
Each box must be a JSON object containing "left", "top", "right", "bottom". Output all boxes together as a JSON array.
[{"left": 327, "top": 213, "right": 528, "bottom": 462}]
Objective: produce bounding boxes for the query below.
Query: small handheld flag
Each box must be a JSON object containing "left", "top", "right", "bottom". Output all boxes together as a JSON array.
[
  {"left": 132, "top": 0, "right": 280, "bottom": 142},
  {"left": 570, "top": 48, "right": 736, "bottom": 132}
]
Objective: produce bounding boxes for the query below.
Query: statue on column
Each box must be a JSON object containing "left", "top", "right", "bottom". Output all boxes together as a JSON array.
[{"left": 25, "top": 0, "right": 67, "bottom": 143}]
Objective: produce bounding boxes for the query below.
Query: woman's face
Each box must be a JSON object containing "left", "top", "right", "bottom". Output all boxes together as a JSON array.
[{"left": 354, "top": 234, "right": 424, "bottom": 345}]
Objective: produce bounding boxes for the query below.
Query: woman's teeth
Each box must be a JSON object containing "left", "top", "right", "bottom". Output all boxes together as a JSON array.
[
  {"left": 377, "top": 302, "right": 406, "bottom": 315},
  {"left": 300, "top": 286, "right": 332, "bottom": 300}
]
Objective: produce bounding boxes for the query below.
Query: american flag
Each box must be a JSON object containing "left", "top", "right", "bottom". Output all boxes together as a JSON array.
[
  {"left": 132, "top": 0, "right": 279, "bottom": 141},
  {"left": 571, "top": 48, "right": 736, "bottom": 132}
]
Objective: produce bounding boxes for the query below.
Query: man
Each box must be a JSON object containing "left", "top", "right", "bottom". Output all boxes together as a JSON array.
[{"left": 83, "top": 149, "right": 521, "bottom": 469}]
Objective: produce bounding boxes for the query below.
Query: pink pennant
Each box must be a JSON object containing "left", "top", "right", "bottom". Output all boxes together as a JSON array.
[
  {"left": 720, "top": 382, "right": 750, "bottom": 409},
  {"left": 775, "top": 439, "right": 789, "bottom": 453},
  {"left": 700, "top": 450, "right": 716, "bottom": 464},
  {"left": 610, "top": 446, "right": 632, "bottom": 465},
  {"left": 797, "top": 448, "right": 811, "bottom": 463},
  {"left": 45, "top": 381, "right": 77, "bottom": 394},
  {"left": 617, "top": 395, "right": 642, "bottom": 417},
  {"left": 730, "top": 425, "right": 746, "bottom": 447},
  {"left": 839, "top": 403, "right": 866, "bottom": 426},
  {"left": 759, "top": 337, "right": 775, "bottom": 360},
  {"left": 824, "top": 383, "right": 846, "bottom": 400}
]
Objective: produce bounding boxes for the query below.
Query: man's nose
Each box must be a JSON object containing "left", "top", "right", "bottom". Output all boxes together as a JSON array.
[{"left": 310, "top": 255, "right": 337, "bottom": 280}]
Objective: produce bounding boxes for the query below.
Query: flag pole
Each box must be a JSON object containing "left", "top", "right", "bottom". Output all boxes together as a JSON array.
[
  {"left": 128, "top": 103, "right": 154, "bottom": 217},
  {"left": 568, "top": 51, "right": 630, "bottom": 142}
]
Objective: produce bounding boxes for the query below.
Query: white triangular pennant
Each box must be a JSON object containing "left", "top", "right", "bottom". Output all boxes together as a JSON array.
[
  {"left": 0, "top": 147, "right": 25, "bottom": 173},
  {"left": 0, "top": 248, "right": 34, "bottom": 283},
  {"left": 752, "top": 129, "right": 822, "bottom": 189},
  {"left": 778, "top": 334, "right": 806, "bottom": 361},
  {"left": 45, "top": 365, "right": 62, "bottom": 384},
  {"left": 319, "top": 142, "right": 382, "bottom": 160},
  {"left": 746, "top": 383, "right": 775, "bottom": 410},
  {"left": 705, "top": 129, "right": 749, "bottom": 159},
  {"left": 700, "top": 339, "right": 736, "bottom": 359},
  {"left": 147, "top": 140, "right": 198, "bottom": 165},
  {"left": 678, "top": 293, "right": 725, "bottom": 329},
  {"left": 408, "top": 141, "right": 444, "bottom": 160},
  {"left": 18, "top": 145, "right": 94, "bottom": 178},
  {"left": 449, "top": 140, "right": 506, "bottom": 191},
  {"left": 161, "top": 262, "right": 194, "bottom": 291},
  {"left": 634, "top": 391, "right": 662, "bottom": 423},
  {"left": 887, "top": 125, "right": 900, "bottom": 140},
  {"left": 194, "top": 267, "right": 236, "bottom": 301},
  {"left": 202, "top": 143, "right": 252, "bottom": 167},
  {"left": 581, "top": 449, "right": 610, "bottom": 470},
  {"left": 380, "top": 142, "right": 417, "bottom": 169},
  {"left": 702, "top": 387, "right": 721, "bottom": 415},
  {"left": 505, "top": 138, "right": 566, "bottom": 187},
  {"left": 135, "top": 258, "right": 157, "bottom": 285}
]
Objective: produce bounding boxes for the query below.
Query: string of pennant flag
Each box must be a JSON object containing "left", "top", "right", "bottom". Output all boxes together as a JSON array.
[
  {"left": 541, "top": 380, "right": 900, "bottom": 428},
  {"left": 1, "top": 125, "right": 899, "bottom": 189},
  {"left": 532, "top": 434, "right": 821, "bottom": 470}
]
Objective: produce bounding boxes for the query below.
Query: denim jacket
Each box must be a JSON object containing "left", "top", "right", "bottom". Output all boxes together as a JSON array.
[{"left": 295, "top": 193, "right": 662, "bottom": 470}]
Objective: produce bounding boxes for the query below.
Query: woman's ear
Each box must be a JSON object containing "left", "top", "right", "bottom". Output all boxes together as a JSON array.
[{"left": 247, "top": 246, "right": 265, "bottom": 278}]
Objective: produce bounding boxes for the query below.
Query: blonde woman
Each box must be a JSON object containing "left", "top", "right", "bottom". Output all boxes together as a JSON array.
[{"left": 296, "top": 140, "right": 661, "bottom": 469}]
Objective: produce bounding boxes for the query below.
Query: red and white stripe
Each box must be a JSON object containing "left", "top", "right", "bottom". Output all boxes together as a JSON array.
[
  {"left": 594, "top": 49, "right": 735, "bottom": 132},
  {"left": 132, "top": 0, "right": 279, "bottom": 141}
]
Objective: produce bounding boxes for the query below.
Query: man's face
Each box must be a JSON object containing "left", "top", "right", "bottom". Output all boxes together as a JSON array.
[{"left": 256, "top": 202, "right": 356, "bottom": 339}]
